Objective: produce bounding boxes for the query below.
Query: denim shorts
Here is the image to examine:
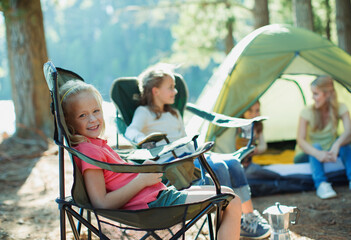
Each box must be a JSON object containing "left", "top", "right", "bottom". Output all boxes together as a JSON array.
[{"left": 147, "top": 186, "right": 188, "bottom": 208}]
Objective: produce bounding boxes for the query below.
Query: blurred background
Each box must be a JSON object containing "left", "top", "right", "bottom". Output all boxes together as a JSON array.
[{"left": 1, "top": 0, "right": 350, "bottom": 149}]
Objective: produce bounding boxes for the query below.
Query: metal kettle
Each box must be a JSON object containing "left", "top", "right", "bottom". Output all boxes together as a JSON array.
[{"left": 263, "top": 202, "right": 300, "bottom": 240}]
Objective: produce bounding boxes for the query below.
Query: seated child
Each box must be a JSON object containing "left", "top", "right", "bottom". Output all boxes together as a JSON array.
[
  {"left": 125, "top": 63, "right": 271, "bottom": 239},
  {"left": 59, "top": 79, "right": 242, "bottom": 240}
]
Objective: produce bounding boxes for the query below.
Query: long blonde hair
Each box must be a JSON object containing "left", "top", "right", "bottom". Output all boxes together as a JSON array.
[
  {"left": 59, "top": 80, "right": 105, "bottom": 145},
  {"left": 138, "top": 63, "right": 178, "bottom": 119},
  {"left": 311, "top": 75, "right": 339, "bottom": 131}
]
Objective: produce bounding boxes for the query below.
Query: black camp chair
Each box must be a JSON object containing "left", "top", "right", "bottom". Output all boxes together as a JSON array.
[
  {"left": 44, "top": 61, "right": 236, "bottom": 240},
  {"left": 110, "top": 74, "right": 267, "bottom": 162}
]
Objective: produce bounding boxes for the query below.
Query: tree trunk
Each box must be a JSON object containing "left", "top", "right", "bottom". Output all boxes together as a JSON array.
[
  {"left": 253, "top": 0, "right": 269, "bottom": 29},
  {"left": 224, "top": 1, "right": 235, "bottom": 55},
  {"left": 292, "top": 0, "right": 314, "bottom": 31},
  {"left": 225, "top": 17, "right": 234, "bottom": 54},
  {"left": 325, "top": 0, "right": 331, "bottom": 40},
  {"left": 3, "top": 0, "right": 52, "bottom": 143},
  {"left": 335, "top": 0, "right": 351, "bottom": 54}
]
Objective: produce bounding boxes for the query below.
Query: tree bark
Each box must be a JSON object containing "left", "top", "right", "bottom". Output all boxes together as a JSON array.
[
  {"left": 335, "top": 0, "right": 351, "bottom": 54},
  {"left": 3, "top": 0, "right": 52, "bottom": 142},
  {"left": 225, "top": 17, "right": 234, "bottom": 54},
  {"left": 292, "top": 0, "right": 314, "bottom": 31},
  {"left": 325, "top": 0, "right": 331, "bottom": 40},
  {"left": 253, "top": 0, "right": 269, "bottom": 29},
  {"left": 224, "top": 1, "right": 235, "bottom": 55}
]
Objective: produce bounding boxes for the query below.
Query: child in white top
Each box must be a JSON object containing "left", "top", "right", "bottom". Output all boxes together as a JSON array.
[{"left": 125, "top": 63, "right": 271, "bottom": 239}]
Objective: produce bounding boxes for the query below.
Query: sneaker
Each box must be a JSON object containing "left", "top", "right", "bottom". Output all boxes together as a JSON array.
[
  {"left": 316, "top": 182, "right": 337, "bottom": 199},
  {"left": 240, "top": 210, "right": 271, "bottom": 239}
]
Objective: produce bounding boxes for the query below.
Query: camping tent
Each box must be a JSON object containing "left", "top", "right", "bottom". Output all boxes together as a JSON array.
[
  {"left": 185, "top": 24, "right": 351, "bottom": 196},
  {"left": 188, "top": 24, "right": 351, "bottom": 154}
]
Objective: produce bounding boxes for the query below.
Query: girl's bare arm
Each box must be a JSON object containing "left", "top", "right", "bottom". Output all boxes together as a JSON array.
[
  {"left": 83, "top": 169, "right": 163, "bottom": 209},
  {"left": 297, "top": 116, "right": 329, "bottom": 162},
  {"left": 330, "top": 111, "right": 351, "bottom": 158},
  {"left": 255, "top": 132, "right": 267, "bottom": 155}
]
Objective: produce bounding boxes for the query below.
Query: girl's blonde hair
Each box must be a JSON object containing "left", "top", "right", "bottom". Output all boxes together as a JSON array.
[
  {"left": 311, "top": 75, "right": 339, "bottom": 131},
  {"left": 59, "top": 80, "right": 105, "bottom": 145},
  {"left": 138, "top": 63, "right": 178, "bottom": 119}
]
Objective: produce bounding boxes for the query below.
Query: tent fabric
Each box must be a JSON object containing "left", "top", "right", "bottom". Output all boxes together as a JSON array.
[
  {"left": 191, "top": 24, "right": 351, "bottom": 147},
  {"left": 187, "top": 24, "right": 351, "bottom": 196}
]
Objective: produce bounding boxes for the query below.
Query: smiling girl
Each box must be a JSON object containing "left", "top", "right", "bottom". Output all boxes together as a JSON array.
[
  {"left": 59, "top": 80, "right": 242, "bottom": 240},
  {"left": 295, "top": 75, "right": 351, "bottom": 199}
]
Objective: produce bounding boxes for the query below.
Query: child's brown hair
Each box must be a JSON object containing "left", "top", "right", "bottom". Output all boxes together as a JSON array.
[{"left": 138, "top": 63, "right": 178, "bottom": 119}]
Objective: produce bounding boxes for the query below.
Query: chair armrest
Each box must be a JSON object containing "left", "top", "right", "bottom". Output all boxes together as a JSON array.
[
  {"left": 186, "top": 102, "right": 267, "bottom": 128},
  {"left": 232, "top": 145, "right": 255, "bottom": 164},
  {"left": 136, "top": 132, "right": 169, "bottom": 148},
  {"left": 57, "top": 139, "right": 213, "bottom": 190},
  {"left": 118, "top": 134, "right": 199, "bottom": 162}
]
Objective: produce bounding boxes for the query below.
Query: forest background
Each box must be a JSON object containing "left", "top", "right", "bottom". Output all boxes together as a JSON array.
[{"left": 1, "top": 0, "right": 351, "bottom": 163}]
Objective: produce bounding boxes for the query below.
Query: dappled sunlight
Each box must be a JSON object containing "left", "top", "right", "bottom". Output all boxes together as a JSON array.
[{"left": 0, "top": 101, "right": 15, "bottom": 136}]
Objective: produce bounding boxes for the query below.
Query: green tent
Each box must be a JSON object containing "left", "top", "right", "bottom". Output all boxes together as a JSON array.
[{"left": 189, "top": 24, "right": 351, "bottom": 153}]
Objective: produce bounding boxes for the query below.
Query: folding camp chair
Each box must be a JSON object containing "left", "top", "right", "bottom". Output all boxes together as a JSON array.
[
  {"left": 44, "top": 61, "right": 236, "bottom": 240},
  {"left": 110, "top": 74, "right": 267, "bottom": 162}
]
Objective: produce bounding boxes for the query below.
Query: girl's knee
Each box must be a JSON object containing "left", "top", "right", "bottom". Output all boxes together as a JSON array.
[{"left": 227, "top": 195, "right": 242, "bottom": 214}]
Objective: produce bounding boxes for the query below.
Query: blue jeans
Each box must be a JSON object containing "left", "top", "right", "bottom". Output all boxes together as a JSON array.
[
  {"left": 309, "top": 143, "right": 351, "bottom": 188},
  {"left": 167, "top": 152, "right": 251, "bottom": 203},
  {"left": 194, "top": 152, "right": 251, "bottom": 203}
]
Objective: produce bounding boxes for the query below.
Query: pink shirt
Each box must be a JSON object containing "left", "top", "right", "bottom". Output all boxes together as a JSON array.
[{"left": 73, "top": 137, "right": 167, "bottom": 210}]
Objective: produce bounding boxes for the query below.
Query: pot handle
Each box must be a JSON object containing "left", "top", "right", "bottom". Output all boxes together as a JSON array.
[{"left": 291, "top": 207, "right": 300, "bottom": 225}]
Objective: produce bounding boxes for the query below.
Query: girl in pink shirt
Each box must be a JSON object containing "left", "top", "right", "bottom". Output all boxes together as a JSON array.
[{"left": 60, "top": 79, "right": 242, "bottom": 240}]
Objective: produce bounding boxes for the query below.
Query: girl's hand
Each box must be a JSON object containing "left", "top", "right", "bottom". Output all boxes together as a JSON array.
[
  {"left": 329, "top": 143, "right": 340, "bottom": 162},
  {"left": 135, "top": 172, "right": 163, "bottom": 187},
  {"left": 316, "top": 150, "right": 335, "bottom": 162}
]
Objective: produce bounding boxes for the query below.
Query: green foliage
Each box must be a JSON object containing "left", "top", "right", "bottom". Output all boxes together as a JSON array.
[
  {"left": 269, "top": 0, "right": 293, "bottom": 25},
  {"left": 312, "top": 0, "right": 336, "bottom": 42},
  {"left": 0, "top": 0, "right": 10, "bottom": 12},
  {"left": 168, "top": 1, "right": 250, "bottom": 68},
  {"left": 0, "top": 0, "right": 344, "bottom": 102}
]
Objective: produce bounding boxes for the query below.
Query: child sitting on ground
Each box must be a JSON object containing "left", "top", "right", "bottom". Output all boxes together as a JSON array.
[{"left": 235, "top": 100, "right": 267, "bottom": 168}]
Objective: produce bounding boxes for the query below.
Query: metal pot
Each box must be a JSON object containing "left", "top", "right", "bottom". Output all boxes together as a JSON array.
[{"left": 263, "top": 202, "right": 300, "bottom": 240}]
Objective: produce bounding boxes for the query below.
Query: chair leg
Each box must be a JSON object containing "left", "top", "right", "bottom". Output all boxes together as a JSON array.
[
  {"left": 207, "top": 214, "right": 215, "bottom": 240},
  {"left": 77, "top": 208, "right": 83, "bottom": 235},
  {"left": 170, "top": 203, "right": 214, "bottom": 240},
  {"left": 65, "top": 206, "right": 109, "bottom": 240},
  {"left": 59, "top": 208, "right": 66, "bottom": 240},
  {"left": 87, "top": 210, "right": 92, "bottom": 240},
  {"left": 140, "top": 231, "right": 163, "bottom": 240},
  {"left": 194, "top": 217, "right": 208, "bottom": 240},
  {"left": 66, "top": 210, "right": 80, "bottom": 240}
]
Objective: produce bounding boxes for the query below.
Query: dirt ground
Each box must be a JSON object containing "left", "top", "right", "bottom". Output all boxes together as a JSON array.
[{"left": 1, "top": 138, "right": 351, "bottom": 240}]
